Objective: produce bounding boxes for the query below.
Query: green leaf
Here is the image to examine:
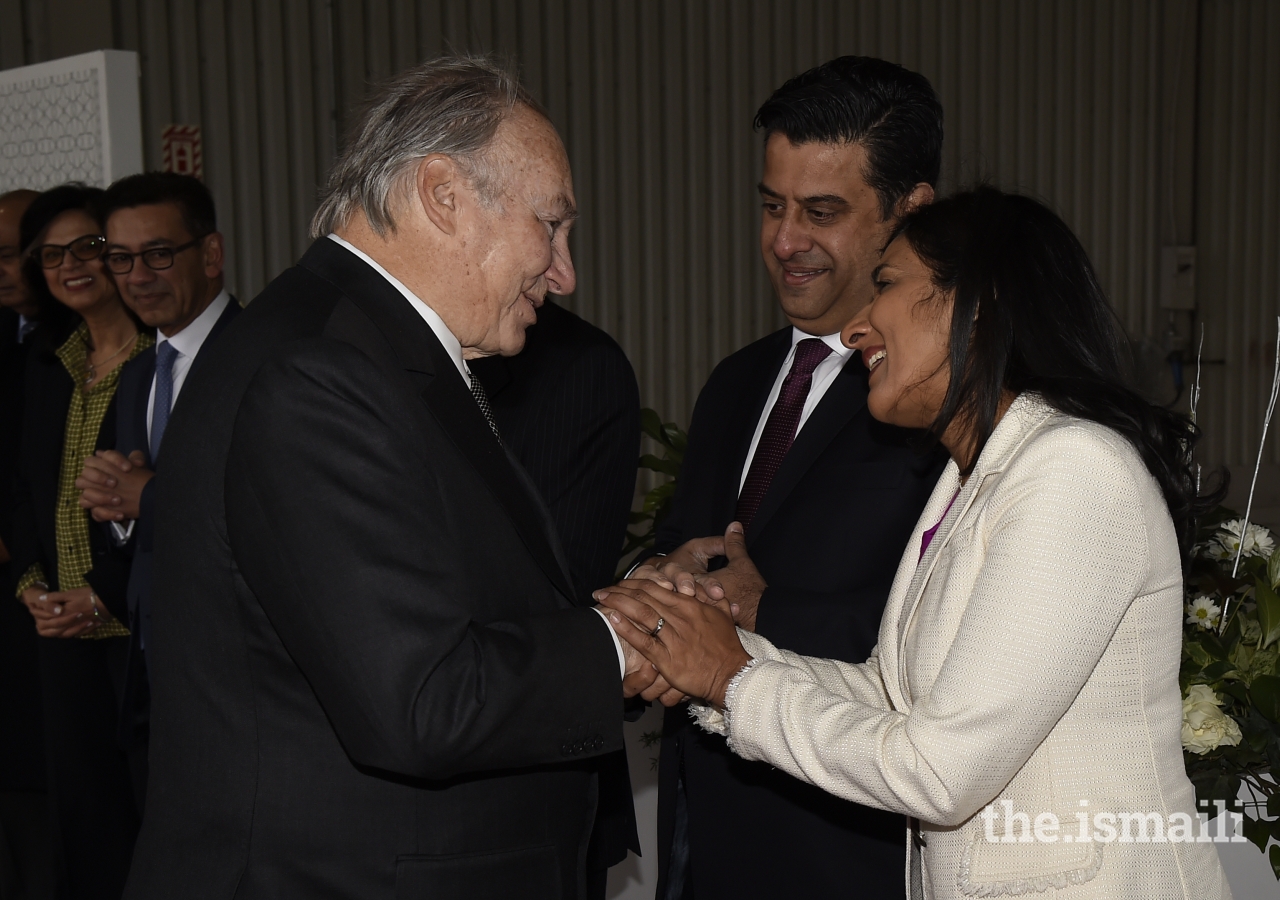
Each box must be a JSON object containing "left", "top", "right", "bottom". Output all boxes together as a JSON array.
[
  {"left": 1200, "top": 631, "right": 1230, "bottom": 662},
  {"left": 639, "top": 408, "right": 665, "bottom": 441},
  {"left": 1221, "top": 681, "right": 1251, "bottom": 704},
  {"left": 1242, "top": 813, "right": 1271, "bottom": 852},
  {"left": 1184, "top": 640, "right": 1214, "bottom": 668},
  {"left": 1258, "top": 581, "right": 1280, "bottom": 649},
  {"left": 1267, "top": 793, "right": 1280, "bottom": 820},
  {"left": 1268, "top": 546, "right": 1280, "bottom": 591},
  {"left": 1252, "top": 675, "right": 1280, "bottom": 723},
  {"left": 1270, "top": 844, "right": 1280, "bottom": 881},
  {"left": 1202, "top": 660, "right": 1235, "bottom": 682}
]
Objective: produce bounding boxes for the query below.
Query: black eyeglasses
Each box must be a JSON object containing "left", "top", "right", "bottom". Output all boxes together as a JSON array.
[
  {"left": 103, "top": 236, "right": 206, "bottom": 274},
  {"left": 31, "top": 235, "right": 106, "bottom": 269}
]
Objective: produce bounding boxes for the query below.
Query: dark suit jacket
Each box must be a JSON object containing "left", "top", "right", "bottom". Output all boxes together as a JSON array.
[
  {"left": 113, "top": 297, "right": 240, "bottom": 658},
  {"left": 108, "top": 297, "right": 240, "bottom": 751},
  {"left": 472, "top": 299, "right": 642, "bottom": 871},
  {"left": 125, "top": 239, "right": 625, "bottom": 900},
  {"left": 653, "top": 328, "right": 946, "bottom": 900}
]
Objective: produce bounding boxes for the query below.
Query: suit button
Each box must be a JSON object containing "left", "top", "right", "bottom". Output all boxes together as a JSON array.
[
  {"left": 574, "top": 741, "right": 585, "bottom": 754},
  {"left": 561, "top": 743, "right": 572, "bottom": 756}
]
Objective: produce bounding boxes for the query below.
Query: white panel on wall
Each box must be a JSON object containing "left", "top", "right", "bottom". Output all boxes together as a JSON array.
[{"left": 0, "top": 49, "right": 142, "bottom": 190}]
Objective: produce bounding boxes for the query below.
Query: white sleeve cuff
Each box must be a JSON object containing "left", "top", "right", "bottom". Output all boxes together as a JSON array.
[
  {"left": 592, "top": 607, "right": 627, "bottom": 677},
  {"left": 109, "top": 519, "right": 136, "bottom": 546}
]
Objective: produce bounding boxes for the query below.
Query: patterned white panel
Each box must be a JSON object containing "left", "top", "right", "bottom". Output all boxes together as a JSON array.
[
  {"left": 0, "top": 67, "right": 102, "bottom": 188},
  {"left": 0, "top": 50, "right": 142, "bottom": 193}
]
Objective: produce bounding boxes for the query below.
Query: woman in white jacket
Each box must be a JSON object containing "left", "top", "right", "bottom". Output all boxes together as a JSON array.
[{"left": 599, "top": 187, "right": 1231, "bottom": 899}]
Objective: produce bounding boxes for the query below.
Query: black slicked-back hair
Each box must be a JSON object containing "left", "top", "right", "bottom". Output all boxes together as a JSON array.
[
  {"left": 99, "top": 171, "right": 217, "bottom": 239},
  {"left": 755, "top": 56, "right": 943, "bottom": 220}
]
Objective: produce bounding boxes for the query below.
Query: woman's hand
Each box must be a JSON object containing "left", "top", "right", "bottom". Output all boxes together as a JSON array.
[
  {"left": 595, "top": 579, "right": 752, "bottom": 709},
  {"left": 19, "top": 585, "right": 113, "bottom": 638}
]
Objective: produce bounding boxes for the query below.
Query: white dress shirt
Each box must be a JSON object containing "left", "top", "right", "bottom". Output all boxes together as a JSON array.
[
  {"left": 739, "top": 329, "right": 858, "bottom": 492},
  {"left": 146, "top": 289, "right": 232, "bottom": 436},
  {"left": 326, "top": 234, "right": 627, "bottom": 677}
]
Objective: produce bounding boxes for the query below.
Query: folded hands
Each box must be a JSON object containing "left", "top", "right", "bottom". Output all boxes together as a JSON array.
[{"left": 601, "top": 522, "right": 759, "bottom": 709}]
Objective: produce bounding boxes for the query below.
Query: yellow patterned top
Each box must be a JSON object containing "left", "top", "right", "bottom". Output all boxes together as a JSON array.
[{"left": 15, "top": 323, "right": 154, "bottom": 640}]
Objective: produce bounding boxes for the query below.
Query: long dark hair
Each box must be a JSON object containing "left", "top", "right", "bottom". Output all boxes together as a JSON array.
[{"left": 895, "top": 185, "right": 1222, "bottom": 554}]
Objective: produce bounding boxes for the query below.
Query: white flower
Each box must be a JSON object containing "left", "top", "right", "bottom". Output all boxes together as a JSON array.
[
  {"left": 1213, "top": 519, "right": 1276, "bottom": 561},
  {"left": 1186, "top": 596, "right": 1222, "bottom": 630},
  {"left": 1181, "top": 684, "right": 1243, "bottom": 755}
]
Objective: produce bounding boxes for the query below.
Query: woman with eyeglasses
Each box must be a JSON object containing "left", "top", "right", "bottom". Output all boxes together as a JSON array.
[{"left": 10, "top": 183, "right": 152, "bottom": 900}]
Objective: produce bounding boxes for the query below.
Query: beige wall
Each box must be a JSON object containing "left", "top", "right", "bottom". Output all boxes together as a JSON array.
[{"left": 2, "top": 0, "right": 1276, "bottom": 517}]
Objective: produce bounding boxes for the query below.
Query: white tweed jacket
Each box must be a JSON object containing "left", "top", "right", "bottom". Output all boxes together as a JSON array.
[{"left": 699, "top": 393, "right": 1230, "bottom": 899}]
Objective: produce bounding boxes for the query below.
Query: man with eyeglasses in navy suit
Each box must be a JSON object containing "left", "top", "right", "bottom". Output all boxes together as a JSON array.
[{"left": 75, "top": 172, "right": 241, "bottom": 761}]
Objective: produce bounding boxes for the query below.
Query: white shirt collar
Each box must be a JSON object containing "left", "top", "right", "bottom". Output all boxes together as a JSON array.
[
  {"left": 326, "top": 233, "right": 470, "bottom": 386},
  {"left": 157, "top": 289, "right": 231, "bottom": 358},
  {"left": 790, "top": 327, "right": 856, "bottom": 360}
]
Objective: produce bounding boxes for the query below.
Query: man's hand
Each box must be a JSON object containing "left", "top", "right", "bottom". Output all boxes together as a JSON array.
[
  {"left": 76, "top": 449, "right": 152, "bottom": 522},
  {"left": 713, "top": 522, "right": 768, "bottom": 631},
  {"left": 19, "top": 585, "right": 113, "bottom": 638},
  {"left": 626, "top": 535, "right": 727, "bottom": 599}
]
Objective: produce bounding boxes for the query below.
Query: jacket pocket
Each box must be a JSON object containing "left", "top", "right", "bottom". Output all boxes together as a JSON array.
[
  {"left": 395, "top": 844, "right": 561, "bottom": 900},
  {"left": 958, "top": 808, "right": 1103, "bottom": 896}
]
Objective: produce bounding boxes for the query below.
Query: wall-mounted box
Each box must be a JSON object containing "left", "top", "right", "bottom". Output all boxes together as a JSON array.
[{"left": 0, "top": 49, "right": 142, "bottom": 191}]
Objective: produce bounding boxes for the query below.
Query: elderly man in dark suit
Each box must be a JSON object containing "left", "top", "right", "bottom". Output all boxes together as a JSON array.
[
  {"left": 123, "top": 57, "right": 655, "bottom": 900},
  {"left": 625, "top": 57, "right": 949, "bottom": 900}
]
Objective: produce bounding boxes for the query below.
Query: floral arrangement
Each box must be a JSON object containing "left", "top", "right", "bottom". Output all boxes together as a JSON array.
[{"left": 1180, "top": 511, "right": 1280, "bottom": 874}]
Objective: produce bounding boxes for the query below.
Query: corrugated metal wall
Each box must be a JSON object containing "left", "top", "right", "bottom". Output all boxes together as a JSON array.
[
  {"left": 1, "top": 0, "right": 1276, "bottom": 481},
  {"left": 1195, "top": 0, "right": 1280, "bottom": 482}
]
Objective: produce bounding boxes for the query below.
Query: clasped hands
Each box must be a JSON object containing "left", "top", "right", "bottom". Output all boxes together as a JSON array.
[
  {"left": 605, "top": 522, "right": 760, "bottom": 710},
  {"left": 75, "top": 449, "right": 154, "bottom": 523}
]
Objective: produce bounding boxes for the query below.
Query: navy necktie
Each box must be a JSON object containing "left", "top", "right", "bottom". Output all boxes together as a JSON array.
[
  {"left": 151, "top": 342, "right": 180, "bottom": 463},
  {"left": 735, "top": 338, "right": 832, "bottom": 530}
]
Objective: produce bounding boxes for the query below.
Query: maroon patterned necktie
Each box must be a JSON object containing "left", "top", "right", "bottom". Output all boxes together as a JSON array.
[{"left": 735, "top": 338, "right": 832, "bottom": 529}]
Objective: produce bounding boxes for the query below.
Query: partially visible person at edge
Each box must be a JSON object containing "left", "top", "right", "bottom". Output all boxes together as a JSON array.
[
  {"left": 598, "top": 186, "right": 1232, "bottom": 900},
  {"left": 471, "top": 297, "right": 643, "bottom": 899},
  {"left": 10, "top": 183, "right": 152, "bottom": 900},
  {"left": 622, "top": 56, "right": 948, "bottom": 900},
  {"left": 0, "top": 186, "right": 59, "bottom": 900}
]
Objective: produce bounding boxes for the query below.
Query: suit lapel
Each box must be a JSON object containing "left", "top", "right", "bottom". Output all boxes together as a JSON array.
[
  {"left": 118, "top": 348, "right": 156, "bottom": 461},
  {"left": 188, "top": 297, "right": 240, "bottom": 379},
  {"left": 746, "top": 357, "right": 868, "bottom": 546},
  {"left": 299, "top": 239, "right": 575, "bottom": 602},
  {"left": 887, "top": 393, "right": 1058, "bottom": 703}
]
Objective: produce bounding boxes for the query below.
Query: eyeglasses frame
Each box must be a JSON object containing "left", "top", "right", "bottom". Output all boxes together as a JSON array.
[
  {"left": 30, "top": 234, "right": 108, "bottom": 269},
  {"left": 103, "top": 235, "right": 209, "bottom": 275}
]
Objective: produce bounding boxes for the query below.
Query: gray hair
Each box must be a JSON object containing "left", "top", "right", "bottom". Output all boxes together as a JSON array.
[{"left": 310, "top": 55, "right": 540, "bottom": 238}]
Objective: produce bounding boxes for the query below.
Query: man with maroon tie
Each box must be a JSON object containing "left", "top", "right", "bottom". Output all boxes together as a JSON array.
[{"left": 629, "top": 56, "right": 949, "bottom": 900}]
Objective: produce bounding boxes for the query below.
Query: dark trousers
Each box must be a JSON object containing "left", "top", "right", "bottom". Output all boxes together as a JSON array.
[
  {"left": 38, "top": 636, "right": 146, "bottom": 900},
  {"left": 0, "top": 790, "right": 55, "bottom": 900}
]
